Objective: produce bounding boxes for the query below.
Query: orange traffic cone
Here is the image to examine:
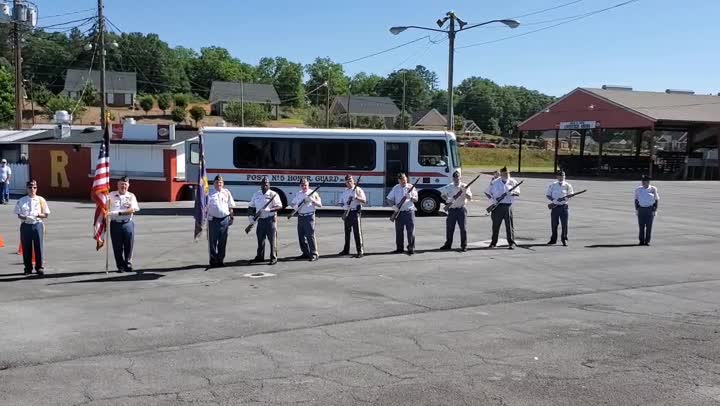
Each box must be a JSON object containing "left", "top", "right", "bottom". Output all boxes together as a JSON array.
[{"left": 0, "top": 233, "right": 4, "bottom": 248}]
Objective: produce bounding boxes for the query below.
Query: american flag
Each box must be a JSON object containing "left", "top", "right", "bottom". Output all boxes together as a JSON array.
[
  {"left": 193, "top": 132, "right": 209, "bottom": 240},
  {"left": 92, "top": 124, "right": 110, "bottom": 250}
]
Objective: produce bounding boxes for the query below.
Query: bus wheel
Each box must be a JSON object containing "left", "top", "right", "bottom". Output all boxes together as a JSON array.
[
  {"left": 271, "top": 188, "right": 288, "bottom": 210},
  {"left": 417, "top": 191, "right": 440, "bottom": 216}
]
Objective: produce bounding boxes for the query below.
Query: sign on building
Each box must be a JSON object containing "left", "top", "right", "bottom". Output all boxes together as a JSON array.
[{"left": 559, "top": 121, "right": 597, "bottom": 130}]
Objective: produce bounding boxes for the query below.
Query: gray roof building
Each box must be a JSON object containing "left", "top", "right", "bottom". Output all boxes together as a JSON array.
[
  {"left": 331, "top": 96, "right": 400, "bottom": 117},
  {"left": 209, "top": 81, "right": 281, "bottom": 105},
  {"left": 64, "top": 69, "right": 137, "bottom": 94}
]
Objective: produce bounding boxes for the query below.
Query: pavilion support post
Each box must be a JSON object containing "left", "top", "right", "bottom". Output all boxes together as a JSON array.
[
  {"left": 554, "top": 128, "right": 560, "bottom": 173},
  {"left": 517, "top": 131, "right": 523, "bottom": 173}
]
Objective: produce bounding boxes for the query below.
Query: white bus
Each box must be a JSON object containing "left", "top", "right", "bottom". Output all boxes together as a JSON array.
[{"left": 188, "top": 127, "right": 462, "bottom": 215}]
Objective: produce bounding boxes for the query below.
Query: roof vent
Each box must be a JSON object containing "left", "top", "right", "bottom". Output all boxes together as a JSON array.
[
  {"left": 665, "top": 89, "right": 695, "bottom": 95},
  {"left": 602, "top": 85, "right": 633, "bottom": 91}
]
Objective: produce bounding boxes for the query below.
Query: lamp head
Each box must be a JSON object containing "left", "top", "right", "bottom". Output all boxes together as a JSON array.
[
  {"left": 500, "top": 19, "right": 520, "bottom": 29},
  {"left": 389, "top": 26, "right": 408, "bottom": 35}
]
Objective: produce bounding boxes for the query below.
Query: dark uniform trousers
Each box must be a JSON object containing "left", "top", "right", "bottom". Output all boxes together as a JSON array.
[
  {"left": 550, "top": 204, "right": 569, "bottom": 243},
  {"left": 110, "top": 219, "right": 134, "bottom": 271},
  {"left": 490, "top": 203, "right": 515, "bottom": 246},
  {"left": 297, "top": 213, "right": 318, "bottom": 258},
  {"left": 343, "top": 210, "right": 364, "bottom": 254},
  {"left": 20, "top": 222, "right": 44, "bottom": 271},
  {"left": 208, "top": 216, "right": 230, "bottom": 264},
  {"left": 637, "top": 207, "right": 655, "bottom": 244},
  {"left": 395, "top": 210, "right": 415, "bottom": 251},
  {"left": 256, "top": 216, "right": 278, "bottom": 260},
  {"left": 446, "top": 207, "right": 467, "bottom": 248}
]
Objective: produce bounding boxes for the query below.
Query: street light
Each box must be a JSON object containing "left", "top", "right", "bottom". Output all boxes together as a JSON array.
[{"left": 390, "top": 11, "right": 520, "bottom": 132}]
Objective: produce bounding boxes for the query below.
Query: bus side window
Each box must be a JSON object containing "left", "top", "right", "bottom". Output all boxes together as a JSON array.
[
  {"left": 189, "top": 143, "right": 199, "bottom": 164},
  {"left": 418, "top": 140, "right": 447, "bottom": 167}
]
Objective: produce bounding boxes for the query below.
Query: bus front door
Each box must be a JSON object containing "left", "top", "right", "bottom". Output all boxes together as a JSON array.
[{"left": 385, "top": 142, "right": 409, "bottom": 201}]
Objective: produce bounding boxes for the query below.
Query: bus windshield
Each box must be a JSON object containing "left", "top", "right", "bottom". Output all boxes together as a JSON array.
[{"left": 449, "top": 139, "right": 461, "bottom": 169}]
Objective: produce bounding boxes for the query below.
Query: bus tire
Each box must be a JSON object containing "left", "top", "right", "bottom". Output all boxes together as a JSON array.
[
  {"left": 271, "top": 188, "right": 288, "bottom": 210},
  {"left": 417, "top": 191, "right": 441, "bottom": 216}
]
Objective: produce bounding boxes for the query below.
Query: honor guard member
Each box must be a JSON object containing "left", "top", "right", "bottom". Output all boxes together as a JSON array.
[
  {"left": 0, "top": 158, "right": 11, "bottom": 204},
  {"left": 488, "top": 167, "right": 520, "bottom": 249},
  {"left": 290, "top": 178, "right": 322, "bottom": 262},
  {"left": 387, "top": 173, "right": 418, "bottom": 255},
  {"left": 439, "top": 170, "right": 472, "bottom": 251},
  {"left": 249, "top": 177, "right": 283, "bottom": 265},
  {"left": 207, "top": 175, "right": 236, "bottom": 267},
  {"left": 14, "top": 180, "right": 50, "bottom": 276},
  {"left": 339, "top": 174, "right": 367, "bottom": 258},
  {"left": 635, "top": 175, "right": 659, "bottom": 246},
  {"left": 109, "top": 176, "right": 140, "bottom": 273},
  {"left": 484, "top": 170, "right": 500, "bottom": 200},
  {"left": 546, "top": 170, "right": 574, "bottom": 246}
]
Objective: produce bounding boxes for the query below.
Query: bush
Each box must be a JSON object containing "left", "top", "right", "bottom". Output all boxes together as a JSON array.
[
  {"left": 157, "top": 93, "right": 171, "bottom": 114},
  {"left": 30, "top": 84, "right": 53, "bottom": 107},
  {"left": 189, "top": 105, "right": 205, "bottom": 126},
  {"left": 170, "top": 106, "right": 186, "bottom": 123},
  {"left": 173, "top": 93, "right": 190, "bottom": 109},
  {"left": 303, "top": 106, "right": 336, "bottom": 128},
  {"left": 44, "top": 95, "right": 84, "bottom": 121},
  {"left": 223, "top": 102, "right": 268, "bottom": 127},
  {"left": 139, "top": 95, "right": 155, "bottom": 115},
  {"left": 80, "top": 82, "right": 98, "bottom": 106}
]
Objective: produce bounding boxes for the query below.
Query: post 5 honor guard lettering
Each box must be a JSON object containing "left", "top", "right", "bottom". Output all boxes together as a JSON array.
[
  {"left": 339, "top": 174, "right": 366, "bottom": 258},
  {"left": 108, "top": 176, "right": 140, "bottom": 274},
  {"left": 249, "top": 177, "right": 283, "bottom": 265},
  {"left": 207, "top": 175, "right": 236, "bottom": 267},
  {"left": 635, "top": 175, "right": 659, "bottom": 246},
  {"left": 439, "top": 170, "right": 472, "bottom": 251},
  {"left": 290, "top": 178, "right": 322, "bottom": 262},
  {"left": 14, "top": 180, "right": 50, "bottom": 276},
  {"left": 546, "top": 170, "right": 574, "bottom": 246}
]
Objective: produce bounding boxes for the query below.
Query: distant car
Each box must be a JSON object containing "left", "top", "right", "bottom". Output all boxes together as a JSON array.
[{"left": 467, "top": 141, "right": 496, "bottom": 148}]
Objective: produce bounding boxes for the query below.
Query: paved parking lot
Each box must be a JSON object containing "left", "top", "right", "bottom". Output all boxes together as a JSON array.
[{"left": 1, "top": 173, "right": 719, "bottom": 405}]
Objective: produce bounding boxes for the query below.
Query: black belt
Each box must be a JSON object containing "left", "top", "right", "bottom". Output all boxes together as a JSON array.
[
  {"left": 298, "top": 212, "right": 315, "bottom": 217},
  {"left": 209, "top": 215, "right": 229, "bottom": 221},
  {"left": 111, "top": 219, "right": 132, "bottom": 224}
]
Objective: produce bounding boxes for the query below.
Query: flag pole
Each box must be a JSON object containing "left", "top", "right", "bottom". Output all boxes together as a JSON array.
[{"left": 105, "top": 205, "right": 109, "bottom": 274}]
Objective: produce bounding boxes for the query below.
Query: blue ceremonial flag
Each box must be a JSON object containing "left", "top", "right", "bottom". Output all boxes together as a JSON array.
[{"left": 193, "top": 132, "right": 209, "bottom": 240}]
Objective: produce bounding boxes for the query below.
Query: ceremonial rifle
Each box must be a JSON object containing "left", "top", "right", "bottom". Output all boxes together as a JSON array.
[
  {"left": 341, "top": 175, "right": 363, "bottom": 221},
  {"left": 245, "top": 193, "right": 277, "bottom": 234},
  {"left": 287, "top": 182, "right": 324, "bottom": 219},
  {"left": 548, "top": 189, "right": 587, "bottom": 209},
  {"left": 442, "top": 174, "right": 481, "bottom": 212},
  {"left": 485, "top": 180, "right": 524, "bottom": 213},
  {"left": 389, "top": 178, "right": 421, "bottom": 222}
]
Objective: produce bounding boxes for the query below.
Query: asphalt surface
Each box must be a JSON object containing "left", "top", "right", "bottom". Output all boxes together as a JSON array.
[{"left": 1, "top": 172, "right": 719, "bottom": 406}]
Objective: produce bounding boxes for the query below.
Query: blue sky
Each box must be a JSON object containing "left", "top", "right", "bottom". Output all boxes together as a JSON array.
[{"left": 38, "top": 0, "right": 718, "bottom": 97}]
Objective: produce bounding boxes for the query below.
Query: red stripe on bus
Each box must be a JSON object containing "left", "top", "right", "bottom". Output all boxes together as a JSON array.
[
  {"left": 207, "top": 168, "right": 383, "bottom": 176},
  {"left": 407, "top": 172, "right": 448, "bottom": 177}
]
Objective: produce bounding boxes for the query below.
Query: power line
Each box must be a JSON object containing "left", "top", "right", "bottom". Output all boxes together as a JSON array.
[
  {"left": 35, "top": 16, "right": 97, "bottom": 31},
  {"left": 457, "top": 0, "right": 641, "bottom": 50},
  {"left": 104, "top": 17, "right": 161, "bottom": 93},
  {"left": 510, "top": 0, "right": 587, "bottom": 19},
  {"left": 38, "top": 8, "right": 96, "bottom": 20},
  {"left": 340, "top": 35, "right": 431, "bottom": 65}
]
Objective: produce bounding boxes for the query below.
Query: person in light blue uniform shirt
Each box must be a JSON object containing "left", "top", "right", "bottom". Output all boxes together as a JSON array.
[
  {"left": 290, "top": 178, "right": 322, "bottom": 262},
  {"left": 439, "top": 170, "right": 472, "bottom": 252},
  {"left": 0, "top": 158, "right": 11, "bottom": 204},
  {"left": 249, "top": 177, "right": 283, "bottom": 265},
  {"left": 207, "top": 175, "right": 236, "bottom": 267},
  {"left": 488, "top": 167, "right": 520, "bottom": 249},
  {"left": 14, "top": 180, "right": 50, "bottom": 276},
  {"left": 108, "top": 176, "right": 140, "bottom": 273},
  {"left": 546, "top": 170, "right": 574, "bottom": 246},
  {"left": 386, "top": 173, "right": 418, "bottom": 255},
  {"left": 634, "top": 175, "right": 659, "bottom": 246}
]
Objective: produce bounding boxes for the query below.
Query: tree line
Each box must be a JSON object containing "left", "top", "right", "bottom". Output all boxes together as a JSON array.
[{"left": 0, "top": 25, "right": 555, "bottom": 133}]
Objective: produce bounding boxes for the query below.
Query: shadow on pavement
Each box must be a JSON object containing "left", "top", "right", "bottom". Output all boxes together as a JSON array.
[
  {"left": 48, "top": 273, "right": 164, "bottom": 284},
  {"left": 585, "top": 244, "right": 640, "bottom": 248}
]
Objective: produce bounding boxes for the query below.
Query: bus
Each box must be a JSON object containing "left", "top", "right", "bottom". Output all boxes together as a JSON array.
[{"left": 188, "top": 127, "right": 462, "bottom": 215}]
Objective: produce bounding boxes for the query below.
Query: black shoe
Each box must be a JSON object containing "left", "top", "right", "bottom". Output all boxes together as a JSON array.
[
  {"left": 251, "top": 257, "right": 264, "bottom": 263},
  {"left": 338, "top": 250, "right": 349, "bottom": 256},
  {"left": 393, "top": 249, "right": 404, "bottom": 254},
  {"left": 24, "top": 269, "right": 32, "bottom": 275},
  {"left": 489, "top": 244, "right": 496, "bottom": 248},
  {"left": 295, "top": 255, "right": 309, "bottom": 260},
  {"left": 561, "top": 240, "right": 567, "bottom": 247},
  {"left": 117, "top": 268, "right": 125, "bottom": 273},
  {"left": 309, "top": 256, "right": 318, "bottom": 262},
  {"left": 440, "top": 244, "right": 452, "bottom": 251},
  {"left": 269, "top": 258, "right": 278, "bottom": 265},
  {"left": 461, "top": 247, "right": 468, "bottom": 252},
  {"left": 136, "top": 270, "right": 144, "bottom": 275},
  {"left": 126, "top": 266, "right": 133, "bottom": 273},
  {"left": 644, "top": 242, "right": 650, "bottom": 246},
  {"left": 508, "top": 244, "right": 515, "bottom": 250},
  {"left": 355, "top": 252, "right": 364, "bottom": 259},
  {"left": 407, "top": 249, "right": 415, "bottom": 256},
  {"left": 639, "top": 241, "right": 645, "bottom": 246},
  {"left": 547, "top": 240, "right": 557, "bottom": 245},
  {"left": 35, "top": 268, "right": 44, "bottom": 276}
]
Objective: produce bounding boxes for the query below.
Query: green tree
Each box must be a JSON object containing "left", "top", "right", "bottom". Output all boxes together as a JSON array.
[
  {"left": 256, "top": 57, "right": 305, "bottom": 107},
  {"left": 190, "top": 47, "right": 256, "bottom": 98},
  {"left": 173, "top": 93, "right": 190, "bottom": 109},
  {"left": 30, "top": 83, "right": 53, "bottom": 107},
  {"left": 394, "top": 113, "right": 411, "bottom": 130},
  {"left": 171, "top": 106, "right": 186, "bottom": 124},
  {"left": 189, "top": 105, "right": 206, "bottom": 126},
  {"left": 139, "top": 95, "right": 155, "bottom": 115},
  {"left": 413, "top": 65, "right": 439, "bottom": 90},
  {"left": 0, "top": 66, "right": 14, "bottom": 127},
  {"left": 378, "top": 69, "right": 431, "bottom": 112},
  {"left": 223, "top": 102, "right": 268, "bottom": 127},
  {"left": 350, "top": 72, "right": 383, "bottom": 96},
  {"left": 305, "top": 57, "right": 348, "bottom": 106},
  {"left": 429, "top": 90, "right": 448, "bottom": 114},
  {"left": 44, "top": 95, "right": 84, "bottom": 121},
  {"left": 80, "top": 81, "right": 98, "bottom": 106},
  {"left": 113, "top": 32, "right": 190, "bottom": 94},
  {"left": 303, "top": 106, "right": 336, "bottom": 128},
  {"left": 157, "top": 93, "right": 172, "bottom": 114}
]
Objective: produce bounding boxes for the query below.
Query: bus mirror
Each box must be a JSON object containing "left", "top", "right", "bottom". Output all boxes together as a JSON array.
[{"left": 445, "top": 165, "right": 449, "bottom": 173}]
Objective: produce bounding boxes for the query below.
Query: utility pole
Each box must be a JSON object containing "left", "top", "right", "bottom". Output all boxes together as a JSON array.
[
  {"left": 346, "top": 85, "right": 352, "bottom": 129},
  {"left": 325, "top": 76, "right": 331, "bottom": 129},
  {"left": 401, "top": 70, "right": 407, "bottom": 130},
  {"left": 13, "top": 22, "right": 22, "bottom": 130},
  {"left": 98, "top": 0, "right": 107, "bottom": 129},
  {"left": 240, "top": 80, "right": 245, "bottom": 127},
  {"left": 446, "top": 12, "right": 456, "bottom": 133}
]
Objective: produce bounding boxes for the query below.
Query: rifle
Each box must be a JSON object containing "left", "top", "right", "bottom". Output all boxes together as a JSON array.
[
  {"left": 442, "top": 174, "right": 481, "bottom": 212},
  {"left": 485, "top": 180, "right": 524, "bottom": 213},
  {"left": 390, "top": 178, "right": 421, "bottom": 222},
  {"left": 341, "top": 175, "right": 363, "bottom": 221},
  {"left": 548, "top": 189, "right": 587, "bottom": 209},
  {"left": 287, "top": 182, "right": 324, "bottom": 219},
  {"left": 245, "top": 193, "right": 277, "bottom": 234}
]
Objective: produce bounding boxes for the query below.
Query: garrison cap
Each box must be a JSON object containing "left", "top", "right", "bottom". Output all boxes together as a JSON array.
[
  {"left": 344, "top": 174, "right": 353, "bottom": 181},
  {"left": 213, "top": 174, "right": 223, "bottom": 182},
  {"left": 452, "top": 170, "right": 461, "bottom": 178},
  {"left": 260, "top": 176, "right": 269, "bottom": 184},
  {"left": 641, "top": 175, "right": 651, "bottom": 181},
  {"left": 500, "top": 166, "right": 508, "bottom": 172},
  {"left": 556, "top": 170, "right": 565, "bottom": 176},
  {"left": 119, "top": 176, "right": 130, "bottom": 182},
  {"left": 396, "top": 172, "right": 407, "bottom": 179}
]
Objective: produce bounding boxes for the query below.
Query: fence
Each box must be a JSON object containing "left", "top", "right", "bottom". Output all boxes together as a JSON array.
[{"left": 8, "top": 163, "right": 29, "bottom": 195}]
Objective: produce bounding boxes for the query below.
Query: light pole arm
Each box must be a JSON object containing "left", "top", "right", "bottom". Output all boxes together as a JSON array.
[
  {"left": 390, "top": 25, "right": 448, "bottom": 35},
  {"left": 459, "top": 19, "right": 520, "bottom": 31}
]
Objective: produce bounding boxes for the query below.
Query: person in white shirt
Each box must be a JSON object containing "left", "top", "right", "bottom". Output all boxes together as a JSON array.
[
  {"left": 0, "top": 158, "right": 11, "bottom": 204},
  {"left": 14, "top": 180, "right": 50, "bottom": 276},
  {"left": 634, "top": 175, "right": 659, "bottom": 246},
  {"left": 248, "top": 177, "right": 283, "bottom": 265},
  {"left": 483, "top": 170, "right": 500, "bottom": 201},
  {"left": 339, "top": 174, "right": 367, "bottom": 258},
  {"left": 386, "top": 173, "right": 418, "bottom": 255},
  {"left": 290, "top": 178, "right": 322, "bottom": 261},
  {"left": 488, "top": 167, "right": 520, "bottom": 249},
  {"left": 207, "top": 175, "right": 236, "bottom": 267},
  {"left": 108, "top": 176, "right": 140, "bottom": 273},
  {"left": 545, "top": 170, "right": 574, "bottom": 246},
  {"left": 439, "top": 170, "right": 472, "bottom": 251}
]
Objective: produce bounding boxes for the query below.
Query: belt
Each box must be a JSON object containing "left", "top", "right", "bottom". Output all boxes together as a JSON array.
[
  {"left": 298, "top": 212, "right": 315, "bottom": 217},
  {"left": 111, "top": 219, "right": 132, "bottom": 224},
  {"left": 209, "top": 215, "right": 229, "bottom": 221}
]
